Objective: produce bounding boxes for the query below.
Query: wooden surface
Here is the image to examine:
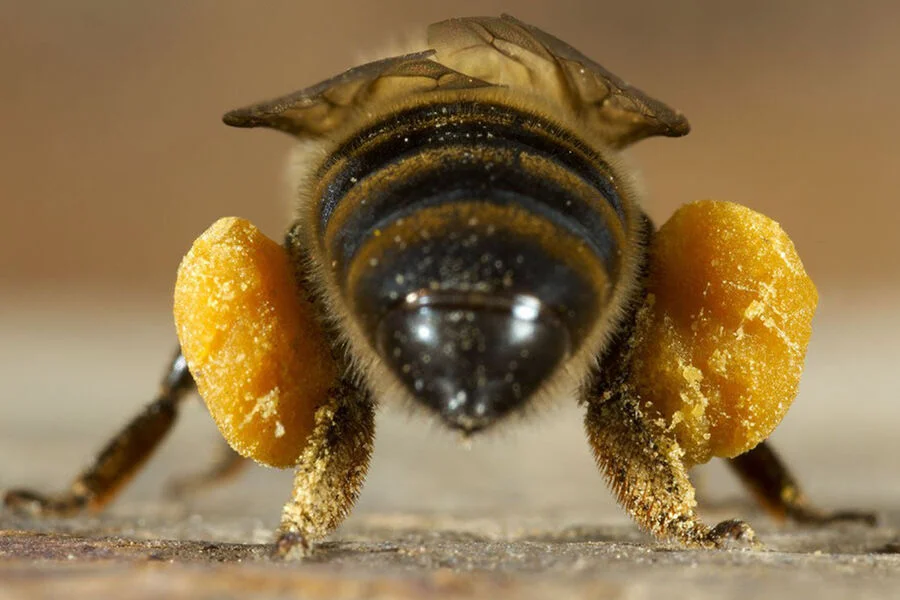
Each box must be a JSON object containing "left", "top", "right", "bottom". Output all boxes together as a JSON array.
[{"left": 2, "top": 511, "right": 900, "bottom": 600}]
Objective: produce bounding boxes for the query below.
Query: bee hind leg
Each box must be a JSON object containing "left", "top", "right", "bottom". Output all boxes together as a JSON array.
[
  {"left": 274, "top": 380, "right": 375, "bottom": 560},
  {"left": 3, "top": 347, "right": 194, "bottom": 517},
  {"left": 584, "top": 392, "right": 759, "bottom": 549},
  {"left": 727, "top": 441, "right": 876, "bottom": 526}
]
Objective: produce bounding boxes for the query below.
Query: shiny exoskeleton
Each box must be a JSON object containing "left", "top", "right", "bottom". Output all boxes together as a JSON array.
[
  {"left": 3, "top": 15, "right": 874, "bottom": 557},
  {"left": 304, "top": 99, "right": 642, "bottom": 432}
]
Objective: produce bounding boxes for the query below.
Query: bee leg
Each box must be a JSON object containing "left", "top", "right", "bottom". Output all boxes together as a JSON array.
[
  {"left": 165, "top": 440, "right": 248, "bottom": 499},
  {"left": 274, "top": 380, "right": 375, "bottom": 559},
  {"left": 584, "top": 392, "right": 759, "bottom": 549},
  {"left": 728, "top": 441, "right": 876, "bottom": 526},
  {"left": 4, "top": 348, "right": 194, "bottom": 517}
]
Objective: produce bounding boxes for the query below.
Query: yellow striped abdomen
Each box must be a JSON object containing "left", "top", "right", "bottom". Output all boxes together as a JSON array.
[{"left": 304, "top": 99, "right": 647, "bottom": 432}]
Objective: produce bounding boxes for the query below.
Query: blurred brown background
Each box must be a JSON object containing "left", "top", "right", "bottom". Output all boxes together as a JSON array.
[
  {"left": 1, "top": 1, "right": 899, "bottom": 525},
  {"left": 2, "top": 0, "right": 900, "bottom": 294}
]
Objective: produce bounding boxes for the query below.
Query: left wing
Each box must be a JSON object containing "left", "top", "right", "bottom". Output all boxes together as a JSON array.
[{"left": 223, "top": 50, "right": 491, "bottom": 137}]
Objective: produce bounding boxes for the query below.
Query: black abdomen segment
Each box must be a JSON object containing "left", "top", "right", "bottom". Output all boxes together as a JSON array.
[
  {"left": 309, "top": 100, "right": 637, "bottom": 431},
  {"left": 317, "top": 102, "right": 625, "bottom": 274}
]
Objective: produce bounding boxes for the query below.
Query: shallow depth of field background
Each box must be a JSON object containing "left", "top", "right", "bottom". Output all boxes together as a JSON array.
[{"left": 1, "top": 1, "right": 898, "bottom": 523}]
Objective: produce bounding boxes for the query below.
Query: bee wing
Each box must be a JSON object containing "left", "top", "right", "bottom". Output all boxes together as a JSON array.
[
  {"left": 428, "top": 15, "right": 690, "bottom": 148},
  {"left": 223, "top": 50, "right": 491, "bottom": 137}
]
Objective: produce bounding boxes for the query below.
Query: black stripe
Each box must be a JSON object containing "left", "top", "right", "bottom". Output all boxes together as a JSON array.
[
  {"left": 325, "top": 150, "right": 621, "bottom": 279},
  {"left": 316, "top": 101, "right": 625, "bottom": 239}
]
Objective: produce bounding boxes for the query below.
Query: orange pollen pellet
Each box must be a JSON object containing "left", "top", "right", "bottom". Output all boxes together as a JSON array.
[
  {"left": 174, "top": 217, "right": 337, "bottom": 468},
  {"left": 629, "top": 200, "right": 817, "bottom": 466}
]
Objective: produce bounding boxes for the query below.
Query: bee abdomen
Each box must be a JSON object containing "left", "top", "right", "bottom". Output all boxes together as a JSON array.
[
  {"left": 316, "top": 102, "right": 632, "bottom": 325},
  {"left": 311, "top": 100, "right": 639, "bottom": 428}
]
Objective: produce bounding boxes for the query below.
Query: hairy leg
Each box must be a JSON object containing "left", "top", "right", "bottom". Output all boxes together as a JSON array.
[
  {"left": 4, "top": 349, "right": 194, "bottom": 516},
  {"left": 275, "top": 380, "right": 376, "bottom": 559},
  {"left": 728, "top": 441, "right": 876, "bottom": 526},
  {"left": 584, "top": 392, "right": 758, "bottom": 548}
]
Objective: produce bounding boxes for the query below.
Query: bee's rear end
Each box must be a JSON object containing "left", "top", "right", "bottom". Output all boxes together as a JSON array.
[{"left": 296, "top": 96, "right": 647, "bottom": 432}]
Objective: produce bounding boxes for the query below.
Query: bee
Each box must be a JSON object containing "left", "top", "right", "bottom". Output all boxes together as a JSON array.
[{"left": 4, "top": 15, "right": 874, "bottom": 557}]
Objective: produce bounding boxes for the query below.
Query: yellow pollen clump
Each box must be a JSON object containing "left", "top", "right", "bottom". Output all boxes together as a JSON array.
[
  {"left": 174, "top": 217, "right": 337, "bottom": 468},
  {"left": 630, "top": 200, "right": 817, "bottom": 466}
]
